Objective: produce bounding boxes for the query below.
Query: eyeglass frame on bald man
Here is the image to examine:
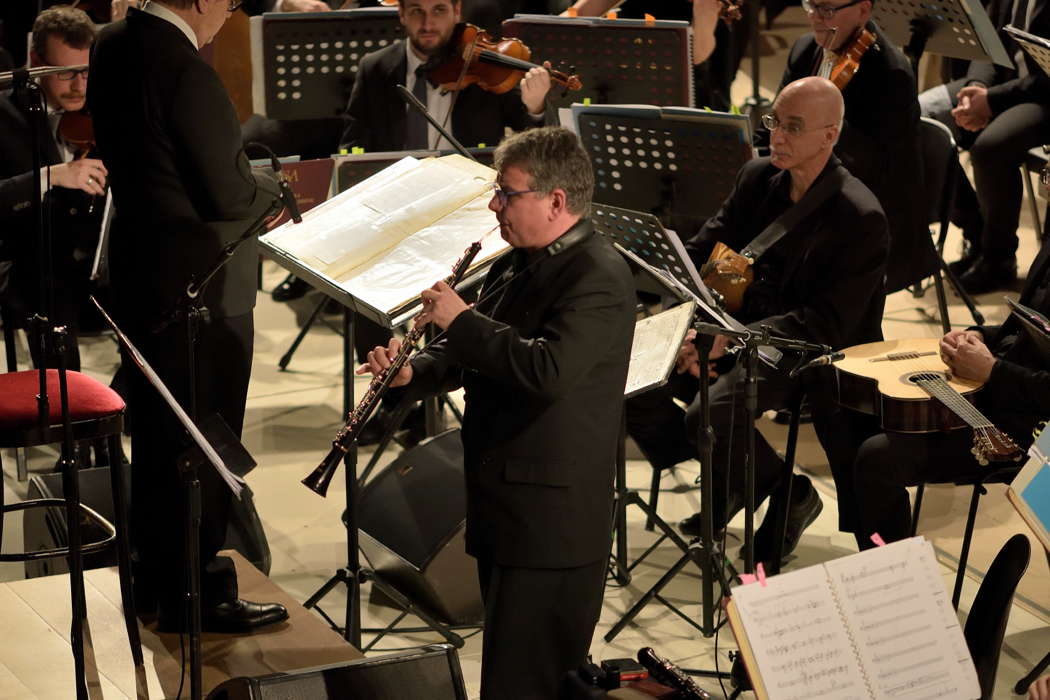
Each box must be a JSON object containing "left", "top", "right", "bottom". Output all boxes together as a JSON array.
[
  {"left": 801, "top": 0, "right": 867, "bottom": 19},
  {"left": 761, "top": 112, "right": 838, "bottom": 137}
]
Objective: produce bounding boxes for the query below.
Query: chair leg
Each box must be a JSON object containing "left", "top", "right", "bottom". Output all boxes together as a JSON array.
[
  {"left": 1024, "top": 163, "right": 1044, "bottom": 240},
  {"left": 952, "top": 483, "right": 984, "bottom": 610},
  {"left": 59, "top": 442, "right": 89, "bottom": 699},
  {"left": 910, "top": 483, "right": 925, "bottom": 537},
  {"left": 107, "top": 434, "right": 143, "bottom": 666},
  {"left": 767, "top": 398, "right": 802, "bottom": 576},
  {"left": 645, "top": 467, "right": 662, "bottom": 532},
  {"left": 1015, "top": 651, "right": 1050, "bottom": 694}
]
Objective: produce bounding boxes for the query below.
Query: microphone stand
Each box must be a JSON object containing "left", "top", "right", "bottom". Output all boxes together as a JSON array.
[
  {"left": 11, "top": 66, "right": 90, "bottom": 700},
  {"left": 396, "top": 84, "right": 480, "bottom": 164},
  {"left": 155, "top": 193, "right": 280, "bottom": 700}
]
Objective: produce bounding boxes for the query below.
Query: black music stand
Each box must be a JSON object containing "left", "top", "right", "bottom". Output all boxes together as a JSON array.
[
  {"left": 871, "top": 0, "right": 1011, "bottom": 73},
  {"left": 249, "top": 8, "right": 403, "bottom": 121},
  {"left": 502, "top": 14, "right": 693, "bottom": 111},
  {"left": 573, "top": 104, "right": 753, "bottom": 235},
  {"left": 1006, "top": 25, "right": 1050, "bottom": 74}
]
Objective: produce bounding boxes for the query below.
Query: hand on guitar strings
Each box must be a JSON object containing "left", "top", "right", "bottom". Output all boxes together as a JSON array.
[
  {"left": 940, "top": 330, "right": 996, "bottom": 383},
  {"left": 356, "top": 337, "right": 414, "bottom": 388}
]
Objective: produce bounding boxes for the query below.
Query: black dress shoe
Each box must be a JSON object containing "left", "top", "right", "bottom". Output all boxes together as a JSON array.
[
  {"left": 158, "top": 599, "right": 289, "bottom": 633},
  {"left": 271, "top": 274, "right": 310, "bottom": 302},
  {"left": 946, "top": 243, "right": 981, "bottom": 278},
  {"left": 957, "top": 257, "right": 1017, "bottom": 295},
  {"left": 749, "top": 476, "right": 823, "bottom": 564}
]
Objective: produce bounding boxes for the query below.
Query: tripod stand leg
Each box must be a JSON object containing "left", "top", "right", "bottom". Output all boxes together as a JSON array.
[
  {"left": 611, "top": 418, "right": 631, "bottom": 586},
  {"left": 940, "top": 256, "right": 985, "bottom": 326},
  {"left": 278, "top": 296, "right": 327, "bottom": 371},
  {"left": 604, "top": 549, "right": 694, "bottom": 643},
  {"left": 365, "top": 572, "right": 466, "bottom": 648}
]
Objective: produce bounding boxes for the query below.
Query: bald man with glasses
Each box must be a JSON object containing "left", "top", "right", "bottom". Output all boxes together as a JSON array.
[{"left": 773, "top": 0, "right": 937, "bottom": 298}]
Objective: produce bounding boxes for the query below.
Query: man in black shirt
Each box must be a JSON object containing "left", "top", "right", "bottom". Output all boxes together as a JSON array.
[{"left": 626, "top": 77, "right": 889, "bottom": 559}]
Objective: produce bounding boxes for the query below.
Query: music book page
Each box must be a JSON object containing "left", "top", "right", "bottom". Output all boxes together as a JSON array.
[
  {"left": 624, "top": 302, "right": 696, "bottom": 398},
  {"left": 728, "top": 537, "right": 980, "bottom": 700}
]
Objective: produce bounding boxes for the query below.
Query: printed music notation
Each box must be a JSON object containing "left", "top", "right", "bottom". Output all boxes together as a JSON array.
[{"left": 728, "top": 537, "right": 981, "bottom": 700}]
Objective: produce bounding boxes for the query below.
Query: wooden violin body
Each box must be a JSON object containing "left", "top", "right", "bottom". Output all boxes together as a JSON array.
[
  {"left": 833, "top": 338, "right": 1022, "bottom": 464},
  {"left": 829, "top": 27, "right": 876, "bottom": 90},
  {"left": 429, "top": 23, "right": 582, "bottom": 95},
  {"left": 699, "top": 241, "right": 753, "bottom": 313}
]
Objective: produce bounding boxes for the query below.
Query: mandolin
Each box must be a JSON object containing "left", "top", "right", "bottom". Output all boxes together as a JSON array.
[{"left": 833, "top": 338, "right": 1023, "bottom": 465}]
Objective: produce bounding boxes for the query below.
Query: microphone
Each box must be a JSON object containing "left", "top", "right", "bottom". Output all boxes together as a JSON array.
[
  {"left": 245, "top": 142, "right": 302, "bottom": 224},
  {"left": 788, "top": 350, "right": 845, "bottom": 378}
]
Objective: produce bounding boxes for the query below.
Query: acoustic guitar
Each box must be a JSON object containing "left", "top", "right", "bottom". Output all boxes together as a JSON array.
[{"left": 833, "top": 338, "right": 1023, "bottom": 465}]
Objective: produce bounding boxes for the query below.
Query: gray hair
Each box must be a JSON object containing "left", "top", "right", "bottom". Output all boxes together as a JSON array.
[{"left": 494, "top": 126, "right": 594, "bottom": 217}]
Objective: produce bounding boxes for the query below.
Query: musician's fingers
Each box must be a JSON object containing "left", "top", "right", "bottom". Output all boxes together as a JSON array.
[
  {"left": 354, "top": 362, "right": 372, "bottom": 375},
  {"left": 386, "top": 337, "right": 402, "bottom": 360}
]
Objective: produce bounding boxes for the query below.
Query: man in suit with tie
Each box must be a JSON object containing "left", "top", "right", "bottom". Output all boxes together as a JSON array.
[
  {"left": 0, "top": 6, "right": 107, "bottom": 371},
  {"left": 89, "top": 0, "right": 288, "bottom": 632},
  {"left": 339, "top": 0, "right": 551, "bottom": 152},
  {"left": 361, "top": 127, "right": 636, "bottom": 700}
]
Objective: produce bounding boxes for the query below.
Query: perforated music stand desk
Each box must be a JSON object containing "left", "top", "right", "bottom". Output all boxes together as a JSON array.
[
  {"left": 250, "top": 8, "right": 403, "bottom": 121},
  {"left": 502, "top": 14, "right": 693, "bottom": 110},
  {"left": 871, "top": 0, "right": 1011, "bottom": 68},
  {"left": 1005, "top": 25, "right": 1050, "bottom": 76},
  {"left": 574, "top": 104, "right": 753, "bottom": 226}
]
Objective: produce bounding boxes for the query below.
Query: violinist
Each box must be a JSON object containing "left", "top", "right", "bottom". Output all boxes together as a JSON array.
[
  {"left": 338, "top": 0, "right": 551, "bottom": 153},
  {"left": 775, "top": 0, "right": 936, "bottom": 295},
  {"left": 0, "top": 5, "right": 105, "bottom": 370}
]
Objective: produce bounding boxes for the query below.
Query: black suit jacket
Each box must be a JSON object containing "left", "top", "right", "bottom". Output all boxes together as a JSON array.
[
  {"left": 409, "top": 220, "right": 636, "bottom": 569},
  {"left": 780, "top": 23, "right": 936, "bottom": 292},
  {"left": 339, "top": 39, "right": 533, "bottom": 152},
  {"left": 88, "top": 10, "right": 280, "bottom": 322},
  {"left": 687, "top": 156, "right": 889, "bottom": 398},
  {"left": 976, "top": 240, "right": 1050, "bottom": 445},
  {"left": 0, "top": 91, "right": 100, "bottom": 318}
]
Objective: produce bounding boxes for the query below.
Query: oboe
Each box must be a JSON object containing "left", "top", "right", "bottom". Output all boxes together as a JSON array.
[{"left": 302, "top": 232, "right": 492, "bottom": 496}]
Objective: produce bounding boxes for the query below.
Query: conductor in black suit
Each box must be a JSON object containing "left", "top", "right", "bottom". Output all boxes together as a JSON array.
[
  {"left": 361, "top": 127, "right": 636, "bottom": 700},
  {"left": 776, "top": 0, "right": 937, "bottom": 293},
  {"left": 339, "top": 0, "right": 551, "bottom": 152},
  {"left": 89, "top": 0, "right": 288, "bottom": 632}
]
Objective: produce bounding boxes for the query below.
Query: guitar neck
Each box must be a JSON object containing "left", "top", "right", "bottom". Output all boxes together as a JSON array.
[{"left": 914, "top": 375, "right": 992, "bottom": 430}]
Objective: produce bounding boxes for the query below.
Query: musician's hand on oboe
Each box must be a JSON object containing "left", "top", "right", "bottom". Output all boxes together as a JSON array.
[
  {"left": 418, "top": 281, "right": 469, "bottom": 330},
  {"left": 356, "top": 338, "right": 413, "bottom": 387}
]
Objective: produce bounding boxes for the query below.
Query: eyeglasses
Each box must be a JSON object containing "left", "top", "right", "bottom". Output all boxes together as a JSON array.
[
  {"left": 51, "top": 67, "right": 89, "bottom": 81},
  {"left": 1041, "top": 164, "right": 1050, "bottom": 187},
  {"left": 491, "top": 184, "right": 539, "bottom": 207},
  {"left": 801, "top": 0, "right": 866, "bottom": 19},
  {"left": 761, "top": 113, "right": 837, "bottom": 137},
  {"left": 227, "top": 0, "right": 243, "bottom": 11}
]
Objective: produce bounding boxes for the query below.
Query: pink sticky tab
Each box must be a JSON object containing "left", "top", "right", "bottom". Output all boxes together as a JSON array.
[
  {"left": 739, "top": 574, "right": 757, "bottom": 585},
  {"left": 756, "top": 562, "right": 768, "bottom": 587},
  {"left": 870, "top": 533, "right": 886, "bottom": 547}
]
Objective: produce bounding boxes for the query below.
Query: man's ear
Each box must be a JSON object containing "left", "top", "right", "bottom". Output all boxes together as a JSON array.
[
  {"left": 549, "top": 188, "right": 568, "bottom": 219},
  {"left": 29, "top": 50, "right": 42, "bottom": 68}
]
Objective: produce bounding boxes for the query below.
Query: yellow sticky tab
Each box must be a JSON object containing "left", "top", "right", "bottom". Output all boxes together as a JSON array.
[
  {"left": 583, "top": 97, "right": 592, "bottom": 105},
  {"left": 730, "top": 104, "right": 742, "bottom": 115},
  {"left": 477, "top": 143, "right": 486, "bottom": 148},
  {"left": 338, "top": 148, "right": 348, "bottom": 155},
  {"left": 351, "top": 147, "right": 365, "bottom": 154}
]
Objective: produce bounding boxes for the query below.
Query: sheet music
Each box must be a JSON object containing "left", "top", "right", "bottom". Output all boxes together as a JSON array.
[
  {"left": 90, "top": 190, "right": 114, "bottom": 283},
  {"left": 824, "top": 538, "right": 980, "bottom": 699},
  {"left": 266, "top": 155, "right": 493, "bottom": 278},
  {"left": 732, "top": 568, "right": 870, "bottom": 700},
  {"left": 625, "top": 301, "right": 696, "bottom": 397}
]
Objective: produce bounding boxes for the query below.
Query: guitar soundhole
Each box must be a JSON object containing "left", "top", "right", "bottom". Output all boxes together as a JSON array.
[{"left": 906, "top": 371, "right": 945, "bottom": 384}]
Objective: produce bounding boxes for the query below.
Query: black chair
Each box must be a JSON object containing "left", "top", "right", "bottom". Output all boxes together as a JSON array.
[
  {"left": 963, "top": 533, "right": 1031, "bottom": 699},
  {"left": 1014, "top": 549, "right": 1050, "bottom": 694},
  {"left": 1021, "top": 146, "right": 1047, "bottom": 241},
  {"left": 911, "top": 464, "right": 1023, "bottom": 608},
  {"left": 917, "top": 117, "right": 984, "bottom": 330}
]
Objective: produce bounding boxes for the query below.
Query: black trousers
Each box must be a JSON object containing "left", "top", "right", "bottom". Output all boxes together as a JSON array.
[
  {"left": 123, "top": 311, "right": 254, "bottom": 615},
  {"left": 849, "top": 429, "right": 983, "bottom": 548},
  {"left": 921, "top": 81, "right": 1050, "bottom": 263},
  {"left": 475, "top": 557, "right": 606, "bottom": 700},
  {"left": 626, "top": 359, "right": 876, "bottom": 534}
]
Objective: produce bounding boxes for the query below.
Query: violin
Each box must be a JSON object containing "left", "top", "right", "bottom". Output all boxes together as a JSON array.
[
  {"left": 58, "top": 110, "right": 96, "bottom": 158},
  {"left": 429, "top": 23, "right": 583, "bottom": 95},
  {"left": 828, "top": 27, "right": 876, "bottom": 91}
]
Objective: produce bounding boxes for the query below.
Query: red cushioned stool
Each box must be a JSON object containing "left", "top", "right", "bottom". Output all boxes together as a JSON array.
[{"left": 0, "top": 368, "right": 143, "bottom": 669}]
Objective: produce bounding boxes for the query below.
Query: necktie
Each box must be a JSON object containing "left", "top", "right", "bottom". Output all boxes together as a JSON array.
[{"left": 405, "top": 64, "right": 430, "bottom": 150}]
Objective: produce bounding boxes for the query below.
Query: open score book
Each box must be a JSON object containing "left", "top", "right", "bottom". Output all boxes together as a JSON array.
[{"left": 726, "top": 536, "right": 980, "bottom": 700}]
